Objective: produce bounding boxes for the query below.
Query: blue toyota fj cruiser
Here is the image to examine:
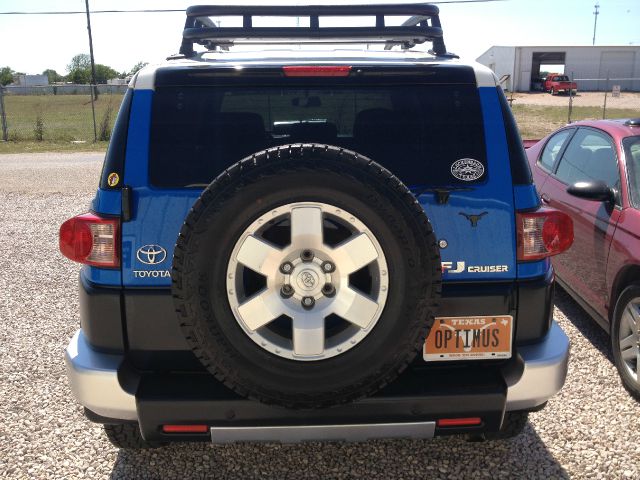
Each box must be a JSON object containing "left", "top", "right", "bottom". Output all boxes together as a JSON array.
[{"left": 60, "top": 4, "right": 573, "bottom": 448}]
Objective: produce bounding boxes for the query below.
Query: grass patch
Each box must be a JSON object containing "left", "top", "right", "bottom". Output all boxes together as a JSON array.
[
  {"left": 3, "top": 93, "right": 124, "bottom": 143},
  {"left": 1, "top": 93, "right": 637, "bottom": 153},
  {"left": 512, "top": 105, "right": 640, "bottom": 139},
  {"left": 0, "top": 140, "right": 108, "bottom": 154}
]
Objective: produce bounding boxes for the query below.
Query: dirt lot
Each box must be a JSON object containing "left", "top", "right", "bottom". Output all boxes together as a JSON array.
[
  {"left": 512, "top": 91, "right": 640, "bottom": 109},
  {"left": 510, "top": 91, "right": 640, "bottom": 139},
  {"left": 1, "top": 152, "right": 640, "bottom": 479}
]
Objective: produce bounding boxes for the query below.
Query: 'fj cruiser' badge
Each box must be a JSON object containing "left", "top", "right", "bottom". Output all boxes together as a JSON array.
[
  {"left": 107, "top": 172, "right": 120, "bottom": 187},
  {"left": 451, "top": 158, "right": 484, "bottom": 181}
]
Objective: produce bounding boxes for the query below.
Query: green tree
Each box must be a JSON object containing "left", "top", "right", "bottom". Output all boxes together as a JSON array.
[
  {"left": 68, "top": 68, "right": 91, "bottom": 84},
  {"left": 94, "top": 64, "right": 118, "bottom": 84},
  {"left": 66, "top": 54, "right": 118, "bottom": 84},
  {"left": 0, "top": 66, "right": 15, "bottom": 86},
  {"left": 129, "top": 61, "right": 148, "bottom": 76},
  {"left": 42, "top": 69, "right": 64, "bottom": 83},
  {"left": 67, "top": 54, "right": 91, "bottom": 73},
  {"left": 66, "top": 54, "right": 92, "bottom": 84}
]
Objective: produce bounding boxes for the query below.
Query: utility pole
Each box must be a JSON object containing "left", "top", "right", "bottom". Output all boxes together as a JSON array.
[
  {"left": 84, "top": 0, "right": 98, "bottom": 141},
  {"left": 592, "top": 2, "right": 600, "bottom": 46}
]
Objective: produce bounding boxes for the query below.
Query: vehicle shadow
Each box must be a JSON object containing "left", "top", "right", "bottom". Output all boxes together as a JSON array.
[
  {"left": 554, "top": 286, "right": 613, "bottom": 365},
  {"left": 109, "top": 423, "right": 568, "bottom": 480}
]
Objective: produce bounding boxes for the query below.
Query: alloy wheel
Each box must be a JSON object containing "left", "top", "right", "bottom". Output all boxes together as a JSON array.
[{"left": 226, "top": 202, "right": 389, "bottom": 361}]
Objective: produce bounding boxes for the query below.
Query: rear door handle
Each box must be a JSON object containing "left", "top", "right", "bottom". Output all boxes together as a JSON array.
[{"left": 540, "top": 193, "right": 551, "bottom": 204}]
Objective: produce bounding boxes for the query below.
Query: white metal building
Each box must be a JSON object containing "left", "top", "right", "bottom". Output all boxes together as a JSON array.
[
  {"left": 476, "top": 45, "right": 640, "bottom": 92},
  {"left": 13, "top": 74, "right": 49, "bottom": 87}
]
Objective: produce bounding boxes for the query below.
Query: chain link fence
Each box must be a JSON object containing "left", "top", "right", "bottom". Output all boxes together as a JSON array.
[
  {"left": 0, "top": 85, "right": 126, "bottom": 143},
  {"left": 1, "top": 81, "right": 638, "bottom": 145},
  {"left": 507, "top": 77, "right": 640, "bottom": 141}
]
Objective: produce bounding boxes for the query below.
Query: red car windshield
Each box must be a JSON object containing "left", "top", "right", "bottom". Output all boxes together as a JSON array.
[
  {"left": 623, "top": 136, "right": 640, "bottom": 208},
  {"left": 553, "top": 76, "right": 570, "bottom": 82}
]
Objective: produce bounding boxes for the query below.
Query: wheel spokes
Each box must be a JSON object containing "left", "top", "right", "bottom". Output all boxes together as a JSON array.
[
  {"left": 621, "top": 344, "right": 638, "bottom": 362},
  {"left": 624, "top": 303, "right": 639, "bottom": 331},
  {"left": 332, "top": 287, "right": 380, "bottom": 329},
  {"left": 290, "top": 206, "right": 324, "bottom": 249},
  {"left": 292, "top": 314, "right": 325, "bottom": 356},
  {"left": 237, "top": 291, "right": 284, "bottom": 331},
  {"left": 331, "top": 233, "right": 379, "bottom": 275},
  {"left": 236, "top": 235, "right": 282, "bottom": 275},
  {"left": 228, "top": 202, "right": 389, "bottom": 360},
  {"left": 619, "top": 333, "right": 636, "bottom": 351}
]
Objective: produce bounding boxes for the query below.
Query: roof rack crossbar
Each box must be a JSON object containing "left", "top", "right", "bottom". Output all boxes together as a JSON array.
[{"left": 179, "top": 3, "right": 452, "bottom": 57}]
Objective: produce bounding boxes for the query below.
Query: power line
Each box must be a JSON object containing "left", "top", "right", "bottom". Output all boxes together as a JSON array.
[
  {"left": 0, "top": 9, "right": 185, "bottom": 15},
  {"left": 0, "top": 1, "right": 508, "bottom": 16}
]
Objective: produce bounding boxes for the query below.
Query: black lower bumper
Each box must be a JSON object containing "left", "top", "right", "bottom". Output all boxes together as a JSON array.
[
  {"left": 121, "top": 360, "right": 518, "bottom": 442},
  {"left": 72, "top": 321, "right": 570, "bottom": 443}
]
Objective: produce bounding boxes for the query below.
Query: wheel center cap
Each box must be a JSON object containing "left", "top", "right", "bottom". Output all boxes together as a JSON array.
[{"left": 296, "top": 269, "right": 319, "bottom": 291}]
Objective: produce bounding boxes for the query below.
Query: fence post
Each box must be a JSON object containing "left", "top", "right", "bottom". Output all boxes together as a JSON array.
[
  {"left": 603, "top": 72, "right": 609, "bottom": 120},
  {"left": 568, "top": 71, "right": 574, "bottom": 124},
  {"left": 89, "top": 85, "right": 97, "bottom": 142},
  {"left": 0, "top": 86, "right": 8, "bottom": 141}
]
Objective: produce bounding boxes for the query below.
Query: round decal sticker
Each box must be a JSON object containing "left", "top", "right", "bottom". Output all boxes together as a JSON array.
[
  {"left": 107, "top": 172, "right": 120, "bottom": 187},
  {"left": 450, "top": 158, "right": 485, "bottom": 182}
]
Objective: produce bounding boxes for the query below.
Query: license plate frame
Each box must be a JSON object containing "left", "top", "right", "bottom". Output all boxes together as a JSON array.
[{"left": 423, "top": 315, "right": 513, "bottom": 362}]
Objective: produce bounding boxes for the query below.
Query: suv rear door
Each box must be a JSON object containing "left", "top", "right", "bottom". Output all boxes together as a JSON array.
[{"left": 120, "top": 65, "right": 518, "bottom": 288}]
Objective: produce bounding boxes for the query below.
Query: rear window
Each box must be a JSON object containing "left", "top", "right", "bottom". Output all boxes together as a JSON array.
[
  {"left": 623, "top": 136, "right": 640, "bottom": 209},
  {"left": 149, "top": 84, "right": 487, "bottom": 187}
]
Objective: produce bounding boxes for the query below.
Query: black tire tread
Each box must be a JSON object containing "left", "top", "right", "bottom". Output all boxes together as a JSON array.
[
  {"left": 611, "top": 284, "right": 640, "bottom": 401},
  {"left": 172, "top": 144, "right": 441, "bottom": 409}
]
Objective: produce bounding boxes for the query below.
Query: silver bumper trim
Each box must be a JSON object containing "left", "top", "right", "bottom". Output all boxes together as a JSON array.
[
  {"left": 64, "top": 320, "right": 569, "bottom": 424},
  {"left": 506, "top": 321, "right": 570, "bottom": 411},
  {"left": 64, "top": 330, "right": 137, "bottom": 421},
  {"left": 210, "top": 422, "right": 436, "bottom": 444}
]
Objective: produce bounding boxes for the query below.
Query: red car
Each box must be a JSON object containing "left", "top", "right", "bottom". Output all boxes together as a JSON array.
[
  {"left": 527, "top": 118, "right": 640, "bottom": 399},
  {"left": 544, "top": 74, "right": 578, "bottom": 95}
]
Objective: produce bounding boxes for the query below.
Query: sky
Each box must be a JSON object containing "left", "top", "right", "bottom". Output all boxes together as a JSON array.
[{"left": 0, "top": 0, "right": 638, "bottom": 75}]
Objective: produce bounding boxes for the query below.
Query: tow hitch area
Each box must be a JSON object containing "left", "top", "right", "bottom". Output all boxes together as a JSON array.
[{"left": 134, "top": 363, "right": 509, "bottom": 443}]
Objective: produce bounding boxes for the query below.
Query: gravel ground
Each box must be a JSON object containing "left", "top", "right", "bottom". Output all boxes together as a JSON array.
[{"left": 1, "top": 152, "right": 640, "bottom": 479}]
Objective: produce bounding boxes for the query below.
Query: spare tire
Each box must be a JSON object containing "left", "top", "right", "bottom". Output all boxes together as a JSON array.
[{"left": 172, "top": 144, "right": 441, "bottom": 408}]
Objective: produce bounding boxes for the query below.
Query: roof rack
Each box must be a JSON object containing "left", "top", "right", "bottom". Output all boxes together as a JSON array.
[{"left": 179, "top": 4, "right": 455, "bottom": 58}]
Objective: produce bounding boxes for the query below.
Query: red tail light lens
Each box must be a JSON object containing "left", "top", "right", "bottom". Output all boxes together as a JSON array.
[
  {"left": 59, "top": 213, "right": 119, "bottom": 267},
  {"left": 282, "top": 66, "right": 352, "bottom": 77},
  {"left": 437, "top": 417, "right": 482, "bottom": 427},
  {"left": 162, "top": 424, "right": 208, "bottom": 434},
  {"left": 517, "top": 209, "right": 573, "bottom": 261}
]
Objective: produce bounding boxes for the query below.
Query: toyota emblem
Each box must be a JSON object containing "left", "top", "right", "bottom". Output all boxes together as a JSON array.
[{"left": 136, "top": 244, "right": 167, "bottom": 265}]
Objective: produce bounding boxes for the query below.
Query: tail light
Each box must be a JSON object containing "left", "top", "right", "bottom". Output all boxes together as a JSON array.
[
  {"left": 162, "top": 424, "right": 209, "bottom": 434},
  {"left": 437, "top": 417, "right": 482, "bottom": 427},
  {"left": 517, "top": 209, "right": 573, "bottom": 261},
  {"left": 59, "top": 213, "right": 119, "bottom": 267},
  {"left": 282, "top": 66, "right": 352, "bottom": 77}
]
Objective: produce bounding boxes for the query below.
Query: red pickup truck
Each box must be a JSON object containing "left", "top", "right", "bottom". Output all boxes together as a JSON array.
[{"left": 544, "top": 74, "right": 577, "bottom": 95}]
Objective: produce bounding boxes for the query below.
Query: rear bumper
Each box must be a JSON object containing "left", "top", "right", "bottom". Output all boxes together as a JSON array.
[
  {"left": 65, "top": 321, "right": 569, "bottom": 440},
  {"left": 64, "top": 330, "right": 136, "bottom": 421},
  {"left": 505, "top": 321, "right": 569, "bottom": 410}
]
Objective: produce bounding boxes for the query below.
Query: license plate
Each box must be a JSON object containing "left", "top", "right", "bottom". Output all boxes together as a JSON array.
[{"left": 423, "top": 315, "right": 513, "bottom": 361}]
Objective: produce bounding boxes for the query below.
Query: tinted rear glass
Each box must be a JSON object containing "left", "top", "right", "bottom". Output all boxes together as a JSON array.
[
  {"left": 149, "top": 85, "right": 486, "bottom": 187},
  {"left": 623, "top": 136, "right": 640, "bottom": 208}
]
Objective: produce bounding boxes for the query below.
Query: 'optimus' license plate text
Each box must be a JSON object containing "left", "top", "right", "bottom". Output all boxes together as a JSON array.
[{"left": 423, "top": 315, "right": 513, "bottom": 361}]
